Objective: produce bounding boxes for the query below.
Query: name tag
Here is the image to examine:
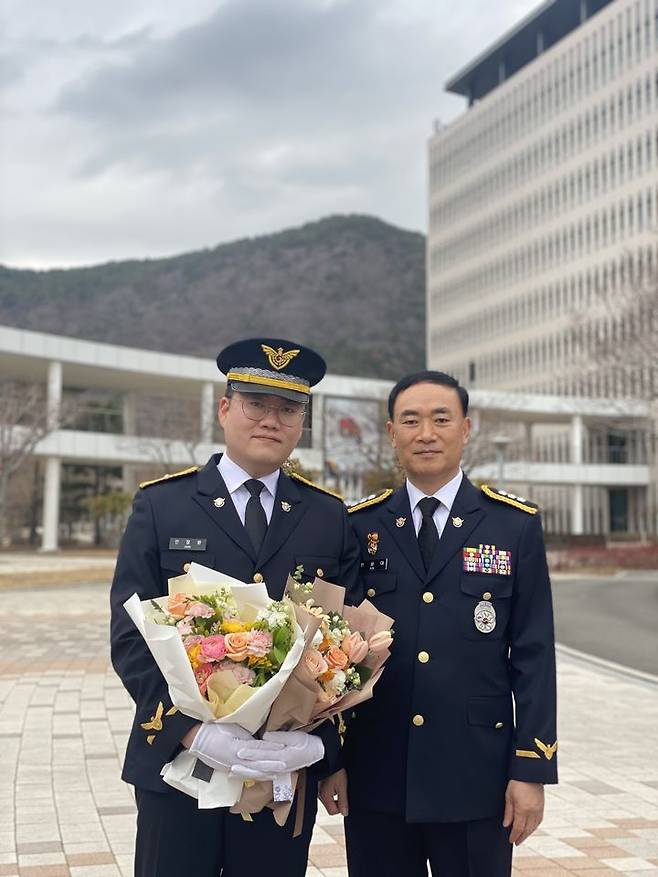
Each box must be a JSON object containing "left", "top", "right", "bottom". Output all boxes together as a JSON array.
[
  {"left": 360, "top": 558, "right": 388, "bottom": 573},
  {"left": 169, "top": 537, "right": 207, "bottom": 551}
]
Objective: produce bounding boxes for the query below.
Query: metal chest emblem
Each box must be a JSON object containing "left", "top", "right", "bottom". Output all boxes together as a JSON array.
[
  {"left": 452, "top": 516, "right": 464, "bottom": 528},
  {"left": 395, "top": 517, "right": 406, "bottom": 528},
  {"left": 213, "top": 497, "right": 226, "bottom": 508},
  {"left": 281, "top": 501, "right": 292, "bottom": 512},
  {"left": 367, "top": 532, "right": 379, "bottom": 555},
  {"left": 474, "top": 600, "right": 496, "bottom": 634}
]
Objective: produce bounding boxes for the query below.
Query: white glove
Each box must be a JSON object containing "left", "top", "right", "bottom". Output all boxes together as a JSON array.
[
  {"left": 188, "top": 723, "right": 276, "bottom": 776},
  {"left": 230, "top": 730, "right": 325, "bottom": 780}
]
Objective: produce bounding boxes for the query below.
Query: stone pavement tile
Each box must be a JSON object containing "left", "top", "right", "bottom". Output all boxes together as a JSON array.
[
  {"left": 65, "top": 855, "right": 115, "bottom": 867},
  {"left": 0, "top": 866, "right": 19, "bottom": 876},
  {"left": 308, "top": 843, "right": 347, "bottom": 868},
  {"left": 18, "top": 867, "right": 70, "bottom": 877},
  {"left": 68, "top": 866, "right": 121, "bottom": 877},
  {"left": 15, "top": 844, "right": 63, "bottom": 856},
  {"left": 600, "top": 858, "right": 658, "bottom": 871}
]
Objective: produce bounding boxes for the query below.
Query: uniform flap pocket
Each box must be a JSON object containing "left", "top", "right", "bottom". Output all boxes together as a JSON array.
[
  {"left": 467, "top": 696, "right": 513, "bottom": 728},
  {"left": 460, "top": 575, "right": 513, "bottom": 598},
  {"left": 159, "top": 550, "right": 215, "bottom": 573},
  {"left": 294, "top": 555, "right": 339, "bottom": 580},
  {"left": 362, "top": 572, "right": 397, "bottom": 597}
]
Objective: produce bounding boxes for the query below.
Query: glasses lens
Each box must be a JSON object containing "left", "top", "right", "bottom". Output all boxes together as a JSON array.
[{"left": 240, "top": 396, "right": 305, "bottom": 425}]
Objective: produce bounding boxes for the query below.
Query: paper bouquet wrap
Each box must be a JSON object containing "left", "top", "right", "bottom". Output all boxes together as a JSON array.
[{"left": 123, "top": 562, "right": 306, "bottom": 809}]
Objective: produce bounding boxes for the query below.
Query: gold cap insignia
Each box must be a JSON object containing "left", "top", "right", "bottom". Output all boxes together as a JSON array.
[
  {"left": 452, "top": 516, "right": 464, "bottom": 528},
  {"left": 395, "top": 516, "right": 406, "bottom": 528},
  {"left": 213, "top": 497, "right": 225, "bottom": 508},
  {"left": 281, "top": 501, "right": 292, "bottom": 512},
  {"left": 261, "top": 344, "right": 300, "bottom": 371},
  {"left": 367, "top": 532, "right": 379, "bottom": 555}
]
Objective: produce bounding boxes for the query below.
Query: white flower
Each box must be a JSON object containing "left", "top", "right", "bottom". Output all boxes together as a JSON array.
[
  {"left": 311, "top": 629, "right": 323, "bottom": 648},
  {"left": 326, "top": 669, "right": 347, "bottom": 697}
]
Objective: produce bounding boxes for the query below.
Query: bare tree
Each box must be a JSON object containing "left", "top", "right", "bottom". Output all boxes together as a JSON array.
[{"left": 126, "top": 394, "right": 208, "bottom": 472}]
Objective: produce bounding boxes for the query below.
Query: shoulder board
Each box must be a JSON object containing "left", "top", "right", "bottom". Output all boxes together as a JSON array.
[
  {"left": 289, "top": 471, "right": 344, "bottom": 500},
  {"left": 481, "top": 484, "right": 539, "bottom": 515},
  {"left": 139, "top": 466, "right": 199, "bottom": 490},
  {"left": 348, "top": 488, "right": 395, "bottom": 514}
]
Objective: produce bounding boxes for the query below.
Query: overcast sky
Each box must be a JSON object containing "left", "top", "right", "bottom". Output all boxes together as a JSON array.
[{"left": 1, "top": 0, "right": 539, "bottom": 269}]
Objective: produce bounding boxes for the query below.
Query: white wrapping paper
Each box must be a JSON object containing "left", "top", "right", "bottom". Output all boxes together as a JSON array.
[{"left": 123, "top": 562, "right": 306, "bottom": 808}]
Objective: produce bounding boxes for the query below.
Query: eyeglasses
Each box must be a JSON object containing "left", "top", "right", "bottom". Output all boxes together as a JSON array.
[{"left": 238, "top": 395, "right": 307, "bottom": 427}]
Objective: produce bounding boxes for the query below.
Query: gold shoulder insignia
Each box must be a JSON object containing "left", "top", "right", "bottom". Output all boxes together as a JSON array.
[
  {"left": 534, "top": 738, "right": 558, "bottom": 760},
  {"left": 140, "top": 466, "right": 199, "bottom": 490},
  {"left": 481, "top": 485, "right": 539, "bottom": 515},
  {"left": 289, "top": 471, "right": 344, "bottom": 500},
  {"left": 348, "top": 489, "right": 394, "bottom": 514}
]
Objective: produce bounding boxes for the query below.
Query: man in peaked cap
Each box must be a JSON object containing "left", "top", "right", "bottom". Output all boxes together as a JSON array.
[
  {"left": 110, "top": 337, "right": 360, "bottom": 877},
  {"left": 319, "top": 370, "right": 557, "bottom": 877}
]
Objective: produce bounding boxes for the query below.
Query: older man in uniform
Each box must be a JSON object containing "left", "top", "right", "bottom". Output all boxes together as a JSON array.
[
  {"left": 111, "top": 338, "right": 360, "bottom": 877},
  {"left": 319, "top": 370, "right": 557, "bottom": 877}
]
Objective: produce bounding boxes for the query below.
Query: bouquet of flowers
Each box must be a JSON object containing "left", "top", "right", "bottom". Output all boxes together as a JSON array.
[{"left": 123, "top": 563, "right": 305, "bottom": 808}]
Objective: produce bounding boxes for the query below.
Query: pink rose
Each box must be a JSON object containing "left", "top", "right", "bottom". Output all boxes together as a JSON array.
[
  {"left": 200, "top": 635, "right": 227, "bottom": 662},
  {"left": 194, "top": 663, "right": 215, "bottom": 696},
  {"left": 168, "top": 592, "right": 190, "bottom": 619},
  {"left": 247, "top": 630, "right": 273, "bottom": 657},
  {"left": 229, "top": 664, "right": 256, "bottom": 685},
  {"left": 342, "top": 632, "right": 368, "bottom": 664},
  {"left": 325, "top": 646, "right": 349, "bottom": 670},
  {"left": 368, "top": 630, "right": 393, "bottom": 652},
  {"left": 186, "top": 601, "right": 214, "bottom": 619},
  {"left": 224, "top": 632, "right": 250, "bottom": 661},
  {"left": 303, "top": 649, "right": 328, "bottom": 679}
]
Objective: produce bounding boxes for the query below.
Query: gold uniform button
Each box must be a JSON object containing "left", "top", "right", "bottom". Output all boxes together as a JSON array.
[
  {"left": 483, "top": 591, "right": 492, "bottom": 600},
  {"left": 253, "top": 572, "right": 264, "bottom": 583},
  {"left": 422, "top": 592, "right": 434, "bottom": 603},
  {"left": 495, "top": 722, "right": 504, "bottom": 729},
  {"left": 412, "top": 714, "right": 424, "bottom": 727},
  {"left": 417, "top": 651, "right": 430, "bottom": 664},
  {"left": 367, "top": 587, "right": 376, "bottom": 597},
  {"left": 316, "top": 568, "right": 324, "bottom": 577},
  {"left": 183, "top": 562, "right": 191, "bottom": 573}
]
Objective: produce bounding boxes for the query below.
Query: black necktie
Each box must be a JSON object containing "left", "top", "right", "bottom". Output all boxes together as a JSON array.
[
  {"left": 244, "top": 479, "right": 268, "bottom": 555},
  {"left": 417, "top": 497, "right": 440, "bottom": 571}
]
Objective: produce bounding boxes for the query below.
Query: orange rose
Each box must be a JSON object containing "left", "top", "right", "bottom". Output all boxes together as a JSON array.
[
  {"left": 325, "top": 646, "right": 349, "bottom": 670},
  {"left": 168, "top": 592, "right": 190, "bottom": 620},
  {"left": 368, "top": 630, "right": 393, "bottom": 652},
  {"left": 342, "top": 632, "right": 368, "bottom": 664},
  {"left": 303, "top": 649, "right": 328, "bottom": 679},
  {"left": 224, "top": 632, "right": 250, "bottom": 662}
]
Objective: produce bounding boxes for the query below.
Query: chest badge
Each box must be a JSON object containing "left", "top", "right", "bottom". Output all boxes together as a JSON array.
[
  {"left": 452, "top": 516, "right": 464, "bottom": 528},
  {"left": 395, "top": 516, "right": 406, "bottom": 528},
  {"left": 367, "top": 532, "right": 379, "bottom": 555},
  {"left": 474, "top": 600, "right": 496, "bottom": 634},
  {"left": 281, "top": 501, "right": 292, "bottom": 512},
  {"left": 213, "top": 497, "right": 226, "bottom": 508}
]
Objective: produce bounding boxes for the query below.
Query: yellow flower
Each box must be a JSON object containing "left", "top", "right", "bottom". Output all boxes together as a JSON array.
[
  {"left": 221, "top": 620, "right": 251, "bottom": 633},
  {"left": 186, "top": 644, "right": 203, "bottom": 670},
  {"left": 247, "top": 656, "right": 272, "bottom": 668}
]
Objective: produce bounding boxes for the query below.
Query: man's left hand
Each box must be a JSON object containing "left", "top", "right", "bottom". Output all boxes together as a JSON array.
[
  {"left": 503, "top": 780, "right": 544, "bottom": 845},
  {"left": 230, "top": 730, "right": 325, "bottom": 778}
]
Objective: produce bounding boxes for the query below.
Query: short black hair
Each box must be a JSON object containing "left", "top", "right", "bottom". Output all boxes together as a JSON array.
[{"left": 388, "top": 370, "right": 469, "bottom": 419}]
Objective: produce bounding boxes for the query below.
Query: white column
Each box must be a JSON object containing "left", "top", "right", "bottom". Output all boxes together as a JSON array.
[
  {"left": 311, "top": 393, "right": 325, "bottom": 460},
  {"left": 41, "top": 457, "right": 61, "bottom": 552},
  {"left": 200, "top": 382, "right": 215, "bottom": 444},
  {"left": 571, "top": 415, "right": 584, "bottom": 535},
  {"left": 41, "top": 361, "right": 63, "bottom": 551}
]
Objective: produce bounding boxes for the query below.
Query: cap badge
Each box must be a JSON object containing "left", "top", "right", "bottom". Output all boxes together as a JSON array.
[
  {"left": 261, "top": 344, "right": 300, "bottom": 371},
  {"left": 452, "top": 516, "right": 464, "bottom": 528},
  {"left": 395, "top": 516, "right": 406, "bottom": 528},
  {"left": 367, "top": 532, "right": 379, "bottom": 555},
  {"left": 281, "top": 501, "right": 292, "bottom": 512},
  {"left": 213, "top": 497, "right": 226, "bottom": 508}
]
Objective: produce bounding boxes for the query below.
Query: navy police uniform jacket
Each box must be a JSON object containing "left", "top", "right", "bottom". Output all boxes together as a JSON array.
[
  {"left": 110, "top": 453, "right": 361, "bottom": 792},
  {"left": 344, "top": 477, "right": 558, "bottom": 823}
]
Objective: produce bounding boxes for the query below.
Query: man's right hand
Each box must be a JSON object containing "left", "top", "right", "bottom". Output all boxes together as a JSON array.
[
  {"left": 188, "top": 723, "right": 281, "bottom": 780},
  {"left": 318, "top": 768, "right": 349, "bottom": 816}
]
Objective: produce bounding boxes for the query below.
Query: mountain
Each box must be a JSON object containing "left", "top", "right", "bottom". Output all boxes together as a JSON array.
[{"left": 0, "top": 215, "right": 425, "bottom": 380}]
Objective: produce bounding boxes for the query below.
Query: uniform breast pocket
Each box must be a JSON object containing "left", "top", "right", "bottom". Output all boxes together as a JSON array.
[
  {"left": 159, "top": 550, "right": 216, "bottom": 577},
  {"left": 362, "top": 572, "right": 397, "bottom": 602},
  {"left": 294, "top": 555, "right": 339, "bottom": 582},
  {"left": 459, "top": 574, "right": 513, "bottom": 641}
]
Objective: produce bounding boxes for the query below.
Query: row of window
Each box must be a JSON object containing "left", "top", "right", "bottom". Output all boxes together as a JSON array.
[
  {"left": 430, "top": 71, "right": 658, "bottom": 230},
  {"left": 431, "top": 129, "right": 658, "bottom": 268},
  {"left": 431, "top": 0, "right": 658, "bottom": 181},
  {"left": 430, "top": 184, "right": 658, "bottom": 306}
]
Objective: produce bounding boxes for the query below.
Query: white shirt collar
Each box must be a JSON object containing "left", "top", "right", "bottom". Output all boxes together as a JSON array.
[
  {"left": 406, "top": 469, "right": 464, "bottom": 515},
  {"left": 218, "top": 453, "right": 280, "bottom": 499}
]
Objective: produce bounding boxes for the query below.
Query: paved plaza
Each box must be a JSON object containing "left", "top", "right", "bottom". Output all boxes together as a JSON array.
[{"left": 1, "top": 579, "right": 658, "bottom": 877}]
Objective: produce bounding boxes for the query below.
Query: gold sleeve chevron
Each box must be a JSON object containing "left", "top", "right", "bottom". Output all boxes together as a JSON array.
[
  {"left": 516, "top": 738, "right": 558, "bottom": 760},
  {"left": 140, "top": 701, "right": 179, "bottom": 745},
  {"left": 481, "top": 484, "right": 539, "bottom": 515},
  {"left": 289, "top": 471, "right": 344, "bottom": 500},
  {"left": 348, "top": 489, "right": 394, "bottom": 514},
  {"left": 140, "top": 466, "right": 199, "bottom": 490}
]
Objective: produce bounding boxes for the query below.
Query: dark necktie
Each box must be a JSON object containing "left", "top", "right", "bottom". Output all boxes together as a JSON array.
[
  {"left": 417, "top": 497, "right": 440, "bottom": 571},
  {"left": 244, "top": 479, "right": 268, "bottom": 555}
]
